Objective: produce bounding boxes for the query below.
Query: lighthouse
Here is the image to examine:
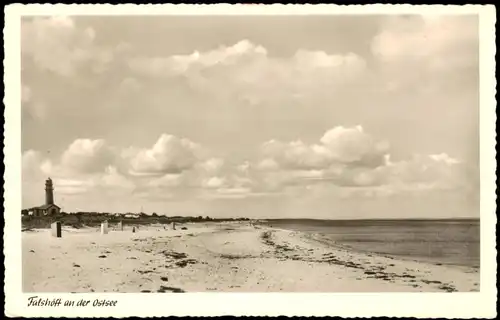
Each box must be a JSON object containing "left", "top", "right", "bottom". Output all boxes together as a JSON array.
[
  {"left": 31, "top": 177, "right": 61, "bottom": 216},
  {"left": 45, "top": 177, "right": 54, "bottom": 205}
]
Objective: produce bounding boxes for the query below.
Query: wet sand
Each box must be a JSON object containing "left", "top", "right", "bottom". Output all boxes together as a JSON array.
[{"left": 22, "top": 222, "right": 480, "bottom": 293}]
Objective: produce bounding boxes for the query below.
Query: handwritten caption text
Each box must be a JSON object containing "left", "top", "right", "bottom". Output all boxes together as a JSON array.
[{"left": 28, "top": 296, "right": 118, "bottom": 307}]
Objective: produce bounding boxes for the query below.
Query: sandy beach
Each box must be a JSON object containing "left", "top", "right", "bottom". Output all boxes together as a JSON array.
[{"left": 22, "top": 222, "right": 480, "bottom": 293}]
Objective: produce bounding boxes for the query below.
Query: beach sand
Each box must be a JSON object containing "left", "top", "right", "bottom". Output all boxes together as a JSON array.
[{"left": 22, "top": 222, "right": 480, "bottom": 293}]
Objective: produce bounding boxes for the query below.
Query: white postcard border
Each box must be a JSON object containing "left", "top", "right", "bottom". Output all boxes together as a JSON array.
[{"left": 4, "top": 4, "right": 497, "bottom": 318}]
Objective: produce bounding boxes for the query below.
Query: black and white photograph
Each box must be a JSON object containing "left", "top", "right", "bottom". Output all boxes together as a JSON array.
[{"left": 4, "top": 4, "right": 497, "bottom": 318}]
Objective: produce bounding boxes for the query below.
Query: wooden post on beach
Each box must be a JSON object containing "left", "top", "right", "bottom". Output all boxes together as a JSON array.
[
  {"left": 172, "top": 222, "right": 176, "bottom": 230},
  {"left": 51, "top": 221, "right": 62, "bottom": 238},
  {"left": 101, "top": 220, "right": 108, "bottom": 235},
  {"left": 132, "top": 226, "right": 136, "bottom": 233},
  {"left": 118, "top": 221, "right": 123, "bottom": 231}
]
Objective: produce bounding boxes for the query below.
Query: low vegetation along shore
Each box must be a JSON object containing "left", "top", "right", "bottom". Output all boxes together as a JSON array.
[
  {"left": 21, "top": 211, "right": 250, "bottom": 230},
  {"left": 22, "top": 217, "right": 479, "bottom": 293}
]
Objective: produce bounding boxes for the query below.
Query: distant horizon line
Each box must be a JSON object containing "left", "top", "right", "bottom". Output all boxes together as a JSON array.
[{"left": 21, "top": 209, "right": 479, "bottom": 222}]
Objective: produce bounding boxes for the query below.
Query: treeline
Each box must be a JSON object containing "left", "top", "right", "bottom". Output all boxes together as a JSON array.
[{"left": 21, "top": 211, "right": 251, "bottom": 229}]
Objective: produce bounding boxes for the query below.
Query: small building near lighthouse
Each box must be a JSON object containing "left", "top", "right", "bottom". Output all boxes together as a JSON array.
[{"left": 31, "top": 178, "right": 61, "bottom": 216}]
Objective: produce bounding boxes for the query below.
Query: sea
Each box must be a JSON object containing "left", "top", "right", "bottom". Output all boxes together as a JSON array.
[{"left": 261, "top": 219, "right": 480, "bottom": 268}]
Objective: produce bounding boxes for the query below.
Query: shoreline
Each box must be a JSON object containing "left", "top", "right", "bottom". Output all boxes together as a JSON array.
[
  {"left": 300, "top": 231, "right": 479, "bottom": 270},
  {"left": 260, "top": 221, "right": 480, "bottom": 269},
  {"left": 22, "top": 222, "right": 480, "bottom": 293}
]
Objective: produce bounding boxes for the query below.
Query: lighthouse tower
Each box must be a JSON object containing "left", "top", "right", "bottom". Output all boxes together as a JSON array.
[
  {"left": 45, "top": 177, "right": 54, "bottom": 205},
  {"left": 30, "top": 177, "right": 61, "bottom": 216}
]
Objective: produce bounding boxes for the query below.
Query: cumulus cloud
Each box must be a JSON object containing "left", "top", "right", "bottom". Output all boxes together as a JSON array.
[
  {"left": 197, "top": 158, "right": 225, "bottom": 175},
  {"left": 202, "top": 176, "right": 227, "bottom": 189},
  {"left": 260, "top": 125, "right": 389, "bottom": 172},
  {"left": 128, "top": 134, "right": 205, "bottom": 176},
  {"left": 128, "top": 40, "right": 268, "bottom": 77},
  {"left": 128, "top": 40, "right": 366, "bottom": 102},
  {"left": 320, "top": 126, "right": 390, "bottom": 166},
  {"left": 21, "top": 127, "right": 476, "bottom": 210},
  {"left": 254, "top": 125, "right": 473, "bottom": 194},
  {"left": 61, "top": 139, "right": 115, "bottom": 174}
]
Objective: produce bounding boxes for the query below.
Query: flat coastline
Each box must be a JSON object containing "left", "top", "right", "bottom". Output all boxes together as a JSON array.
[{"left": 22, "top": 222, "right": 480, "bottom": 293}]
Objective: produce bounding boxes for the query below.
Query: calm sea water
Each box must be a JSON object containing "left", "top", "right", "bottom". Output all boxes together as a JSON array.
[{"left": 261, "top": 219, "right": 480, "bottom": 268}]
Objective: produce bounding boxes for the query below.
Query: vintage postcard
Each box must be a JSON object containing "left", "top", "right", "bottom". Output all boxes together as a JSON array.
[{"left": 4, "top": 4, "right": 497, "bottom": 318}]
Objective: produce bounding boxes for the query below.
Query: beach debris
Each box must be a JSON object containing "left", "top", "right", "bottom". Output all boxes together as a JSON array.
[
  {"left": 438, "top": 284, "right": 457, "bottom": 292},
  {"left": 29, "top": 250, "right": 35, "bottom": 253},
  {"left": 161, "top": 250, "right": 188, "bottom": 260},
  {"left": 157, "top": 286, "right": 185, "bottom": 293},
  {"left": 132, "top": 227, "right": 136, "bottom": 233},
  {"left": 98, "top": 255, "right": 107, "bottom": 258},
  {"left": 51, "top": 221, "right": 62, "bottom": 238},
  {"left": 421, "top": 279, "right": 442, "bottom": 285},
  {"left": 181, "top": 227, "right": 188, "bottom": 230},
  {"left": 220, "top": 253, "right": 254, "bottom": 260},
  {"left": 137, "top": 270, "right": 154, "bottom": 274},
  {"left": 140, "top": 290, "right": 151, "bottom": 293},
  {"left": 175, "top": 259, "right": 197, "bottom": 268},
  {"left": 160, "top": 276, "right": 168, "bottom": 282},
  {"left": 73, "top": 263, "right": 81, "bottom": 268}
]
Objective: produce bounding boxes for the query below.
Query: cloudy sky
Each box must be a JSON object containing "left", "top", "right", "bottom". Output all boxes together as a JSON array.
[{"left": 21, "top": 14, "right": 480, "bottom": 219}]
